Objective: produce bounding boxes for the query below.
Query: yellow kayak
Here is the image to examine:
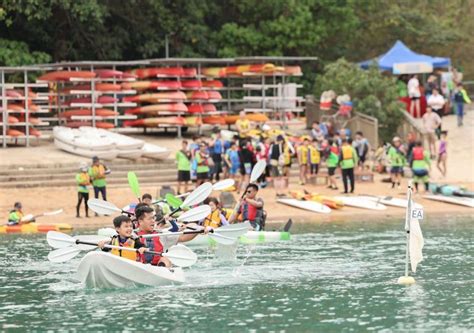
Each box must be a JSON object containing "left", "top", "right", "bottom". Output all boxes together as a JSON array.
[
  {"left": 0, "top": 223, "right": 73, "bottom": 234},
  {"left": 289, "top": 190, "right": 344, "bottom": 209}
]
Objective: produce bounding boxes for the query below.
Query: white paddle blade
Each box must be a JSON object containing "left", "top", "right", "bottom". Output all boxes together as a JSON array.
[
  {"left": 178, "top": 205, "right": 211, "bottom": 222},
  {"left": 212, "top": 179, "right": 235, "bottom": 191},
  {"left": 48, "top": 247, "right": 81, "bottom": 263},
  {"left": 97, "top": 228, "right": 117, "bottom": 238},
  {"left": 163, "top": 244, "right": 197, "bottom": 268},
  {"left": 209, "top": 232, "right": 238, "bottom": 246},
  {"left": 47, "top": 231, "right": 77, "bottom": 249},
  {"left": 20, "top": 214, "right": 35, "bottom": 222},
  {"left": 182, "top": 182, "right": 213, "bottom": 207},
  {"left": 88, "top": 198, "right": 122, "bottom": 215},
  {"left": 43, "top": 209, "right": 64, "bottom": 216},
  {"left": 250, "top": 160, "right": 267, "bottom": 183},
  {"left": 215, "top": 221, "right": 251, "bottom": 239}
]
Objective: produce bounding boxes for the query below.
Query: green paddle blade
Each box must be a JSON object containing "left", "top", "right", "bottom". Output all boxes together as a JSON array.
[
  {"left": 166, "top": 193, "right": 183, "bottom": 209},
  {"left": 127, "top": 171, "right": 141, "bottom": 200}
]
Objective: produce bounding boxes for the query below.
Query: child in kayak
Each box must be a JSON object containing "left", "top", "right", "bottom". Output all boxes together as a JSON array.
[
  {"left": 7, "top": 202, "right": 30, "bottom": 225},
  {"left": 98, "top": 215, "right": 147, "bottom": 261},
  {"left": 201, "top": 197, "right": 229, "bottom": 229}
]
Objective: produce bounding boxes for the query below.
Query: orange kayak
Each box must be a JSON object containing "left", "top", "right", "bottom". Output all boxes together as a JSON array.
[
  {"left": 181, "top": 80, "right": 202, "bottom": 88},
  {"left": 284, "top": 66, "right": 302, "bottom": 75},
  {"left": 66, "top": 121, "right": 114, "bottom": 129},
  {"left": 0, "top": 223, "right": 73, "bottom": 234},
  {"left": 0, "top": 115, "right": 19, "bottom": 124},
  {"left": 224, "top": 113, "right": 268, "bottom": 124},
  {"left": 207, "top": 91, "right": 223, "bottom": 100},
  {"left": 7, "top": 129, "right": 24, "bottom": 137},
  {"left": 124, "top": 103, "right": 188, "bottom": 115},
  {"left": 128, "top": 67, "right": 185, "bottom": 79},
  {"left": 121, "top": 81, "right": 182, "bottom": 91},
  {"left": 61, "top": 83, "right": 122, "bottom": 93},
  {"left": 123, "top": 91, "right": 186, "bottom": 103},
  {"left": 124, "top": 117, "right": 186, "bottom": 127},
  {"left": 202, "top": 67, "right": 226, "bottom": 77},
  {"left": 186, "top": 91, "right": 208, "bottom": 100},
  {"left": 202, "top": 80, "right": 224, "bottom": 88},
  {"left": 38, "top": 71, "right": 96, "bottom": 81},
  {"left": 66, "top": 96, "right": 118, "bottom": 105},
  {"left": 202, "top": 116, "right": 226, "bottom": 125},
  {"left": 59, "top": 109, "right": 119, "bottom": 118}
]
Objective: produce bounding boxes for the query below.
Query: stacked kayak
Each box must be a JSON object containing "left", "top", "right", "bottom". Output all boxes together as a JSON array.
[
  {"left": 77, "top": 252, "right": 185, "bottom": 288},
  {"left": 0, "top": 223, "right": 73, "bottom": 234}
]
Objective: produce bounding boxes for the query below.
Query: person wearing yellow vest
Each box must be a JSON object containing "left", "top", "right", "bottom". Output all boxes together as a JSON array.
[
  {"left": 98, "top": 215, "right": 147, "bottom": 261},
  {"left": 309, "top": 139, "right": 321, "bottom": 176},
  {"left": 339, "top": 138, "right": 358, "bottom": 194},
  {"left": 297, "top": 138, "right": 310, "bottom": 185},
  {"left": 201, "top": 197, "right": 229, "bottom": 228},
  {"left": 76, "top": 162, "right": 91, "bottom": 218},
  {"left": 88, "top": 156, "right": 110, "bottom": 215},
  {"left": 235, "top": 111, "right": 252, "bottom": 137}
]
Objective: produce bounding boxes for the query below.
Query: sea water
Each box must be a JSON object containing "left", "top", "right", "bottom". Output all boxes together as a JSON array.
[{"left": 0, "top": 216, "right": 472, "bottom": 332}]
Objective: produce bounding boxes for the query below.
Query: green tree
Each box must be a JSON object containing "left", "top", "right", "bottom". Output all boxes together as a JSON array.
[
  {"left": 315, "top": 59, "right": 404, "bottom": 142},
  {"left": 0, "top": 39, "right": 51, "bottom": 66}
]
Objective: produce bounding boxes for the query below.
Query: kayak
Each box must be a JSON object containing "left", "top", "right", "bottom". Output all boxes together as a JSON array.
[
  {"left": 283, "top": 66, "right": 302, "bottom": 75},
  {"left": 77, "top": 252, "right": 185, "bottom": 288},
  {"left": 224, "top": 114, "right": 269, "bottom": 124},
  {"left": 94, "top": 69, "right": 136, "bottom": 79},
  {"left": 66, "top": 121, "right": 115, "bottom": 129},
  {"left": 61, "top": 83, "right": 122, "bottom": 93},
  {"left": 202, "top": 80, "right": 223, "bottom": 88},
  {"left": 54, "top": 139, "right": 119, "bottom": 160},
  {"left": 289, "top": 190, "right": 344, "bottom": 209},
  {"left": 124, "top": 117, "right": 186, "bottom": 127},
  {"left": 358, "top": 195, "right": 423, "bottom": 209},
  {"left": 184, "top": 116, "right": 203, "bottom": 126},
  {"left": 6, "top": 129, "right": 24, "bottom": 137},
  {"left": 78, "top": 127, "right": 145, "bottom": 150},
  {"left": 186, "top": 91, "right": 209, "bottom": 100},
  {"left": 7, "top": 103, "right": 40, "bottom": 112},
  {"left": 38, "top": 71, "right": 96, "bottom": 81},
  {"left": 277, "top": 198, "right": 331, "bottom": 214},
  {"left": 66, "top": 96, "right": 118, "bottom": 105},
  {"left": 0, "top": 115, "right": 19, "bottom": 124},
  {"left": 0, "top": 223, "right": 73, "bottom": 234},
  {"left": 128, "top": 67, "right": 186, "bottom": 79},
  {"left": 207, "top": 91, "right": 223, "bottom": 100},
  {"left": 121, "top": 81, "right": 182, "bottom": 91},
  {"left": 59, "top": 109, "right": 119, "bottom": 118},
  {"left": 124, "top": 103, "right": 188, "bottom": 115},
  {"left": 28, "top": 128, "right": 42, "bottom": 137},
  {"left": 202, "top": 67, "right": 226, "bottom": 77},
  {"left": 202, "top": 116, "right": 226, "bottom": 125},
  {"left": 53, "top": 126, "right": 115, "bottom": 150},
  {"left": 142, "top": 143, "right": 170, "bottom": 159},
  {"left": 334, "top": 196, "right": 387, "bottom": 211},
  {"left": 123, "top": 92, "right": 187, "bottom": 103},
  {"left": 186, "top": 230, "right": 291, "bottom": 246},
  {"left": 181, "top": 80, "right": 202, "bottom": 88},
  {"left": 423, "top": 195, "right": 474, "bottom": 208}
]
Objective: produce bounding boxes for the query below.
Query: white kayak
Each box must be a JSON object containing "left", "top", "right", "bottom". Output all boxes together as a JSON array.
[
  {"left": 277, "top": 198, "right": 331, "bottom": 214},
  {"left": 79, "top": 127, "right": 144, "bottom": 150},
  {"left": 53, "top": 126, "right": 114, "bottom": 151},
  {"left": 358, "top": 195, "right": 423, "bottom": 209},
  {"left": 423, "top": 195, "right": 474, "bottom": 208},
  {"left": 77, "top": 251, "right": 185, "bottom": 288},
  {"left": 116, "top": 148, "right": 143, "bottom": 159},
  {"left": 54, "top": 139, "right": 119, "bottom": 160},
  {"left": 334, "top": 196, "right": 387, "bottom": 211},
  {"left": 186, "top": 230, "right": 291, "bottom": 246},
  {"left": 142, "top": 143, "right": 170, "bottom": 159}
]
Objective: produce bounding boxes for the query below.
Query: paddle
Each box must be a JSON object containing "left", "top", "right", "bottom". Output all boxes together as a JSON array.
[
  {"left": 128, "top": 171, "right": 141, "bottom": 202},
  {"left": 165, "top": 193, "right": 183, "bottom": 210},
  {"left": 88, "top": 198, "right": 133, "bottom": 216},
  {"left": 47, "top": 232, "right": 197, "bottom": 267},
  {"left": 228, "top": 160, "right": 267, "bottom": 223},
  {"left": 144, "top": 221, "right": 251, "bottom": 246},
  {"left": 20, "top": 209, "right": 63, "bottom": 223},
  {"left": 176, "top": 179, "right": 235, "bottom": 198}
]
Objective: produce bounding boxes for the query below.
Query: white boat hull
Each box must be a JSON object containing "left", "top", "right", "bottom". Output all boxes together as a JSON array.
[
  {"left": 423, "top": 195, "right": 474, "bottom": 208},
  {"left": 53, "top": 126, "right": 114, "bottom": 151},
  {"left": 359, "top": 195, "right": 423, "bottom": 209},
  {"left": 277, "top": 198, "right": 332, "bottom": 214},
  {"left": 142, "top": 143, "right": 170, "bottom": 159},
  {"left": 54, "top": 139, "right": 118, "bottom": 160},
  {"left": 334, "top": 196, "right": 387, "bottom": 210},
  {"left": 77, "top": 252, "right": 185, "bottom": 288}
]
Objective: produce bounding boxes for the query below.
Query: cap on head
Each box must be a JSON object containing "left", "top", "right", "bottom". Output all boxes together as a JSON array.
[
  {"left": 92, "top": 156, "right": 99, "bottom": 162},
  {"left": 276, "top": 134, "right": 284, "bottom": 141},
  {"left": 393, "top": 136, "right": 401, "bottom": 143},
  {"left": 79, "top": 161, "right": 88, "bottom": 171},
  {"left": 14, "top": 202, "right": 22, "bottom": 209}
]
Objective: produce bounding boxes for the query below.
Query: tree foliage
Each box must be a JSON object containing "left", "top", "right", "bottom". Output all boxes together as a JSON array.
[{"left": 315, "top": 59, "right": 404, "bottom": 142}]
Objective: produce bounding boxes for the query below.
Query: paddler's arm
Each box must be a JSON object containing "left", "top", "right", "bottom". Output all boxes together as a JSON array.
[{"left": 244, "top": 198, "right": 263, "bottom": 208}]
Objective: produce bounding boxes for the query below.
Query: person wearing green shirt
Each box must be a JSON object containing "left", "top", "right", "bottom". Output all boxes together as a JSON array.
[
  {"left": 325, "top": 139, "right": 339, "bottom": 190},
  {"left": 388, "top": 137, "right": 406, "bottom": 190},
  {"left": 76, "top": 162, "right": 90, "bottom": 218},
  {"left": 411, "top": 141, "right": 431, "bottom": 193},
  {"left": 88, "top": 156, "right": 110, "bottom": 215},
  {"left": 8, "top": 202, "right": 25, "bottom": 225},
  {"left": 339, "top": 138, "right": 358, "bottom": 194},
  {"left": 194, "top": 144, "right": 210, "bottom": 185},
  {"left": 176, "top": 140, "right": 191, "bottom": 195}
]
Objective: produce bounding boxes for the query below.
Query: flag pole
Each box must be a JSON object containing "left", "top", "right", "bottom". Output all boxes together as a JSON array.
[{"left": 398, "top": 180, "right": 416, "bottom": 285}]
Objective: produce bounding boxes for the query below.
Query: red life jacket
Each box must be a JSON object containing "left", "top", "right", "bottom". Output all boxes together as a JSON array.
[
  {"left": 240, "top": 199, "right": 262, "bottom": 222},
  {"left": 412, "top": 147, "right": 424, "bottom": 161},
  {"left": 330, "top": 145, "right": 339, "bottom": 155},
  {"left": 136, "top": 230, "right": 164, "bottom": 266}
]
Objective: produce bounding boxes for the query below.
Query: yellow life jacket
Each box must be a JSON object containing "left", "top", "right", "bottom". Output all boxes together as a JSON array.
[
  {"left": 78, "top": 172, "right": 90, "bottom": 185},
  {"left": 91, "top": 164, "right": 106, "bottom": 179},
  {"left": 283, "top": 146, "right": 291, "bottom": 165},
  {"left": 220, "top": 208, "right": 233, "bottom": 220},
  {"left": 342, "top": 145, "right": 353, "bottom": 160},
  {"left": 110, "top": 236, "right": 138, "bottom": 261},
  {"left": 236, "top": 119, "right": 250, "bottom": 131},
  {"left": 297, "top": 145, "right": 309, "bottom": 164},
  {"left": 309, "top": 146, "right": 320, "bottom": 164},
  {"left": 203, "top": 210, "right": 223, "bottom": 228}
]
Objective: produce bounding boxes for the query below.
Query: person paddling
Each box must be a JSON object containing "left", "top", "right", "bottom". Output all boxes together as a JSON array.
[
  {"left": 7, "top": 202, "right": 29, "bottom": 225},
  {"left": 200, "top": 197, "right": 229, "bottom": 229},
  {"left": 135, "top": 206, "right": 171, "bottom": 267},
  {"left": 98, "top": 215, "right": 147, "bottom": 261},
  {"left": 229, "top": 183, "right": 266, "bottom": 231}
]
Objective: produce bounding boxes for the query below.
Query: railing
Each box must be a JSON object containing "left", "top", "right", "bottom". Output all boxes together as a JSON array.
[{"left": 344, "top": 112, "right": 379, "bottom": 148}]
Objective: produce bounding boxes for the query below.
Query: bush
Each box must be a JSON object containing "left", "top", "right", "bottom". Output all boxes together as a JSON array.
[{"left": 315, "top": 58, "right": 404, "bottom": 143}]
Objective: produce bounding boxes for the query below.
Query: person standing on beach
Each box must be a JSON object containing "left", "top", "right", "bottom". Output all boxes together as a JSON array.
[
  {"left": 437, "top": 131, "right": 448, "bottom": 177},
  {"left": 339, "top": 139, "right": 358, "bottom": 194},
  {"left": 176, "top": 140, "right": 191, "bottom": 195},
  {"left": 209, "top": 129, "right": 225, "bottom": 181},
  {"left": 297, "top": 138, "right": 310, "bottom": 185},
  {"left": 427, "top": 88, "right": 445, "bottom": 138},
  {"left": 195, "top": 143, "right": 210, "bottom": 186},
  {"left": 235, "top": 111, "right": 252, "bottom": 138},
  {"left": 411, "top": 141, "right": 431, "bottom": 193},
  {"left": 224, "top": 142, "right": 241, "bottom": 190},
  {"left": 269, "top": 135, "right": 286, "bottom": 197},
  {"left": 76, "top": 162, "right": 90, "bottom": 218},
  {"left": 408, "top": 74, "right": 421, "bottom": 118},
  {"left": 89, "top": 156, "right": 110, "bottom": 211},
  {"left": 353, "top": 131, "right": 369, "bottom": 171},
  {"left": 324, "top": 139, "right": 339, "bottom": 190},
  {"left": 308, "top": 139, "right": 321, "bottom": 177},
  {"left": 422, "top": 107, "right": 441, "bottom": 157},
  {"left": 387, "top": 137, "right": 406, "bottom": 190},
  {"left": 453, "top": 83, "right": 471, "bottom": 127}
]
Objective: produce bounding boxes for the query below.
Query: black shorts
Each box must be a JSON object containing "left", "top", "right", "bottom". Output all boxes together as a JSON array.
[
  {"left": 197, "top": 171, "right": 209, "bottom": 180},
  {"left": 178, "top": 170, "right": 190, "bottom": 182},
  {"left": 410, "top": 96, "right": 420, "bottom": 101},
  {"left": 390, "top": 166, "right": 403, "bottom": 174},
  {"left": 328, "top": 167, "right": 336, "bottom": 176}
]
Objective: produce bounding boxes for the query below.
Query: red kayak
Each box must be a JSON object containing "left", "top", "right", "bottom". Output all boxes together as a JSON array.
[
  {"left": 59, "top": 109, "right": 119, "bottom": 118},
  {"left": 61, "top": 83, "right": 122, "bottom": 93},
  {"left": 123, "top": 91, "right": 187, "bottom": 103},
  {"left": 66, "top": 96, "right": 118, "bottom": 105},
  {"left": 38, "top": 71, "right": 96, "bottom": 82},
  {"left": 207, "top": 91, "right": 223, "bottom": 100},
  {"left": 188, "top": 104, "right": 217, "bottom": 113},
  {"left": 128, "top": 67, "right": 185, "bottom": 79},
  {"left": 186, "top": 91, "right": 208, "bottom": 100},
  {"left": 0, "top": 115, "right": 19, "bottom": 124},
  {"left": 182, "top": 68, "right": 197, "bottom": 77},
  {"left": 66, "top": 121, "right": 115, "bottom": 129},
  {"left": 181, "top": 80, "right": 202, "bottom": 88},
  {"left": 202, "top": 80, "right": 224, "bottom": 88},
  {"left": 95, "top": 69, "right": 137, "bottom": 79},
  {"left": 125, "top": 103, "right": 188, "bottom": 115},
  {"left": 7, "top": 103, "right": 40, "bottom": 112},
  {"left": 121, "top": 81, "right": 182, "bottom": 91},
  {"left": 124, "top": 117, "right": 186, "bottom": 127}
]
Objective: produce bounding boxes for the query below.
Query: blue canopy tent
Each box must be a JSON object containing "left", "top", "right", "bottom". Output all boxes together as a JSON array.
[{"left": 360, "top": 40, "right": 451, "bottom": 74}]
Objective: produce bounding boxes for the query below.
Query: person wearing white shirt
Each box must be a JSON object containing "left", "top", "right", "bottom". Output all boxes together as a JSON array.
[
  {"left": 427, "top": 88, "right": 446, "bottom": 138},
  {"left": 407, "top": 74, "right": 421, "bottom": 118}
]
